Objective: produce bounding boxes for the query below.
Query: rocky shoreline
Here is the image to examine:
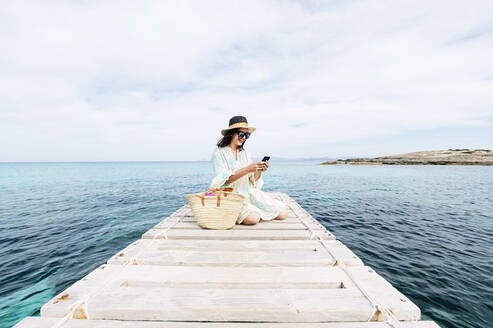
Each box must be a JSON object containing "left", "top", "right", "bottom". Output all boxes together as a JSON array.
[{"left": 322, "top": 149, "right": 493, "bottom": 166}]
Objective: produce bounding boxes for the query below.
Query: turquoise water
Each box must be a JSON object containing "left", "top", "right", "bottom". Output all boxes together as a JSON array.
[{"left": 1, "top": 162, "right": 492, "bottom": 328}]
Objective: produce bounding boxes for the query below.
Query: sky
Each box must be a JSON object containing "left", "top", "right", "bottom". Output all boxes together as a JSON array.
[{"left": 1, "top": 0, "right": 492, "bottom": 162}]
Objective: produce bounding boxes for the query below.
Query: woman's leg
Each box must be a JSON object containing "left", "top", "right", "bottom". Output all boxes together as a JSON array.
[{"left": 242, "top": 211, "right": 261, "bottom": 225}]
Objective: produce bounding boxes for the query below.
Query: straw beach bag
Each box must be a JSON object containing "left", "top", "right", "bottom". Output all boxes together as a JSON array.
[{"left": 186, "top": 188, "right": 245, "bottom": 230}]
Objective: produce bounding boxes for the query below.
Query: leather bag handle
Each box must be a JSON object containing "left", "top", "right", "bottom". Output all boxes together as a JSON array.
[{"left": 200, "top": 188, "right": 234, "bottom": 207}]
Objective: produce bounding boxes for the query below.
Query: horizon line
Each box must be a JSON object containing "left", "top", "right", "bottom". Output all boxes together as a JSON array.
[{"left": 0, "top": 157, "right": 337, "bottom": 164}]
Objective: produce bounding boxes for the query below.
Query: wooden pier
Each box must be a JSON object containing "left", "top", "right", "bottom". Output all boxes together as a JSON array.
[{"left": 15, "top": 192, "right": 439, "bottom": 328}]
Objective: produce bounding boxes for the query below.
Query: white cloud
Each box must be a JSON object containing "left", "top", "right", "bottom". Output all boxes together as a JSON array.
[{"left": 1, "top": 0, "right": 492, "bottom": 161}]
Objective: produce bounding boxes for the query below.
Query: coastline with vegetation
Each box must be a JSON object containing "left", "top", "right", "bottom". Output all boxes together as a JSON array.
[{"left": 321, "top": 149, "right": 493, "bottom": 166}]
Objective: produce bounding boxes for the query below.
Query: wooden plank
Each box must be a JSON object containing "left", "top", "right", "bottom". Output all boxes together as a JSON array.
[
  {"left": 142, "top": 228, "right": 335, "bottom": 240},
  {"left": 107, "top": 239, "right": 363, "bottom": 267},
  {"left": 179, "top": 215, "right": 316, "bottom": 224},
  {"left": 41, "top": 265, "right": 355, "bottom": 318},
  {"left": 283, "top": 203, "right": 315, "bottom": 219},
  {"left": 41, "top": 265, "right": 419, "bottom": 322},
  {"left": 346, "top": 266, "right": 421, "bottom": 321},
  {"left": 85, "top": 288, "right": 374, "bottom": 322},
  {"left": 96, "top": 265, "right": 355, "bottom": 286},
  {"left": 15, "top": 317, "right": 442, "bottom": 328},
  {"left": 109, "top": 248, "right": 335, "bottom": 267},
  {"left": 154, "top": 220, "right": 326, "bottom": 231}
]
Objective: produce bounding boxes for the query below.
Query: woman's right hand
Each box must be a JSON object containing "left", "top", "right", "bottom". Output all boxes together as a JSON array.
[{"left": 246, "top": 162, "right": 266, "bottom": 173}]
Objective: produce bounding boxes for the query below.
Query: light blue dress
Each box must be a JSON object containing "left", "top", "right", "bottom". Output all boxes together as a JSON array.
[{"left": 210, "top": 146, "right": 285, "bottom": 224}]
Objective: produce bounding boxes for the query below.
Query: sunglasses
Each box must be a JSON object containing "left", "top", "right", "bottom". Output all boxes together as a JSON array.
[{"left": 237, "top": 131, "right": 251, "bottom": 139}]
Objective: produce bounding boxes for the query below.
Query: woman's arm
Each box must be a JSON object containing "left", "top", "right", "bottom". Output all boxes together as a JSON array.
[
  {"left": 226, "top": 162, "right": 264, "bottom": 184},
  {"left": 226, "top": 166, "right": 251, "bottom": 184}
]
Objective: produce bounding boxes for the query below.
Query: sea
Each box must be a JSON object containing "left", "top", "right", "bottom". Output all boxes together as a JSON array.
[{"left": 0, "top": 161, "right": 492, "bottom": 328}]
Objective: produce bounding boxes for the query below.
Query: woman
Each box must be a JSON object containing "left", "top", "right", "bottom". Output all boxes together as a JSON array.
[{"left": 210, "top": 115, "right": 289, "bottom": 225}]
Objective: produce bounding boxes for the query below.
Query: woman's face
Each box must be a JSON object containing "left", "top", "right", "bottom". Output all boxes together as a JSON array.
[{"left": 233, "top": 128, "right": 249, "bottom": 146}]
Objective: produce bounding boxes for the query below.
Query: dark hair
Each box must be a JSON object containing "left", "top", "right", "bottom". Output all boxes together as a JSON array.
[{"left": 216, "top": 128, "right": 246, "bottom": 151}]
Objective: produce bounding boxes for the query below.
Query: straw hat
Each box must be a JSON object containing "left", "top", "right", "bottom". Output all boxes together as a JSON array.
[{"left": 221, "top": 116, "right": 256, "bottom": 136}]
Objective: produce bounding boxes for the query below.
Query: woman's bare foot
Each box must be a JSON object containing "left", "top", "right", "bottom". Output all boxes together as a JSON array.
[
  {"left": 274, "top": 210, "right": 288, "bottom": 220},
  {"left": 242, "top": 212, "right": 261, "bottom": 225}
]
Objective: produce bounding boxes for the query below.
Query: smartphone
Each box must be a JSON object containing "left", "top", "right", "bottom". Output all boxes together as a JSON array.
[{"left": 261, "top": 156, "right": 270, "bottom": 162}]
